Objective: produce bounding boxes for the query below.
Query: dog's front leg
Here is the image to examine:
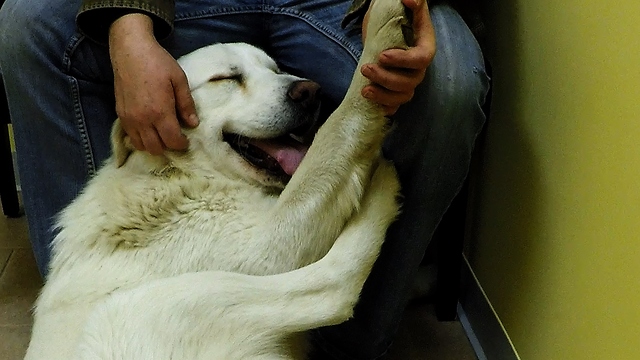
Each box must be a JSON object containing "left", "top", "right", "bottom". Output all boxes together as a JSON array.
[
  {"left": 258, "top": 0, "right": 412, "bottom": 266},
  {"left": 73, "top": 162, "right": 398, "bottom": 360}
]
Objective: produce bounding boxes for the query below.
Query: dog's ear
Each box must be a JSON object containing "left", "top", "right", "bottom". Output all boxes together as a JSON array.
[{"left": 111, "top": 118, "right": 135, "bottom": 168}]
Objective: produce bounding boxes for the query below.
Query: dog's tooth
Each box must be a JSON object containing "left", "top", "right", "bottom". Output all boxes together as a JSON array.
[{"left": 289, "top": 134, "right": 305, "bottom": 144}]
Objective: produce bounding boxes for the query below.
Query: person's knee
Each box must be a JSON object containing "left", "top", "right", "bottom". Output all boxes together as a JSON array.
[
  {"left": 0, "top": 0, "right": 75, "bottom": 68},
  {"left": 439, "top": 60, "right": 489, "bottom": 139},
  {"left": 0, "top": 1, "right": 38, "bottom": 57},
  {"left": 428, "top": 3, "right": 490, "bottom": 123},
  {"left": 432, "top": 48, "right": 488, "bottom": 118}
]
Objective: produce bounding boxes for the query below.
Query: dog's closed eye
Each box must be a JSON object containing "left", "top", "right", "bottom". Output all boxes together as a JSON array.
[{"left": 208, "top": 73, "right": 244, "bottom": 84}]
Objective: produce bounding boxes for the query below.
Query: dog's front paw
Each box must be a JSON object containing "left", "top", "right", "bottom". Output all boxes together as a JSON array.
[{"left": 363, "top": 0, "right": 414, "bottom": 54}]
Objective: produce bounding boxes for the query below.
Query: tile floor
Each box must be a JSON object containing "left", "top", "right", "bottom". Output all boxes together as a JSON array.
[{"left": 0, "top": 212, "right": 477, "bottom": 360}]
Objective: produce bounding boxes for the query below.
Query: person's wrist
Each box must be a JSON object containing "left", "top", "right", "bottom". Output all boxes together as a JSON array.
[{"left": 109, "top": 13, "right": 156, "bottom": 45}]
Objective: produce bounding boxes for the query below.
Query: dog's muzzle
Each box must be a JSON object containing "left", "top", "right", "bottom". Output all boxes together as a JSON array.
[{"left": 224, "top": 80, "right": 322, "bottom": 180}]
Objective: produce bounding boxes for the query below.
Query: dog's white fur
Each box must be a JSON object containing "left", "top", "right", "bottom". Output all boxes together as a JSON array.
[{"left": 25, "top": 1, "right": 411, "bottom": 359}]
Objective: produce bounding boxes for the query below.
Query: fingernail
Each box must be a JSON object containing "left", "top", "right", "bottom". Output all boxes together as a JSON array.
[
  {"left": 363, "top": 90, "right": 373, "bottom": 99},
  {"left": 189, "top": 114, "right": 199, "bottom": 126},
  {"left": 181, "top": 135, "right": 190, "bottom": 151}
]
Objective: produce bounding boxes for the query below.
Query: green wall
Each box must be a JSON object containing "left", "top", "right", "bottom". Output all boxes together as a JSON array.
[{"left": 468, "top": 0, "right": 640, "bottom": 358}]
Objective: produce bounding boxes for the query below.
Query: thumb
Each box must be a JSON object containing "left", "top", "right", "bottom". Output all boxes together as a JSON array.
[
  {"left": 400, "top": 0, "right": 434, "bottom": 49},
  {"left": 401, "top": 0, "right": 424, "bottom": 12},
  {"left": 173, "top": 71, "right": 199, "bottom": 128}
]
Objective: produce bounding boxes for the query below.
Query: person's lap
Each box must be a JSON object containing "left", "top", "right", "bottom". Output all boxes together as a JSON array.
[{"left": 0, "top": 0, "right": 488, "bottom": 359}]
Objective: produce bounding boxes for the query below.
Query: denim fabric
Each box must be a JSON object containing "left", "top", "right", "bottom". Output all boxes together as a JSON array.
[
  {"left": 77, "top": 0, "right": 177, "bottom": 43},
  {"left": 0, "top": 0, "right": 488, "bottom": 359}
]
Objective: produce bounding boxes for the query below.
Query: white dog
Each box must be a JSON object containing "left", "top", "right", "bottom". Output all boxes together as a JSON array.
[{"left": 25, "top": 1, "right": 411, "bottom": 359}]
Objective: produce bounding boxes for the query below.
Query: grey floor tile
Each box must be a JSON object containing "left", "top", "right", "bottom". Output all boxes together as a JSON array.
[
  {"left": 0, "top": 292, "right": 36, "bottom": 327},
  {"left": 0, "top": 216, "right": 30, "bottom": 250},
  {"left": 0, "top": 325, "right": 31, "bottom": 360},
  {"left": 0, "top": 249, "right": 41, "bottom": 326},
  {"left": 0, "top": 249, "right": 42, "bottom": 296},
  {"left": 384, "top": 303, "right": 478, "bottom": 360},
  {"left": 0, "top": 249, "right": 11, "bottom": 275}
]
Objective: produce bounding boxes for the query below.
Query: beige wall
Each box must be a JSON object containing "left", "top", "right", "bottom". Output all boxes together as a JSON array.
[{"left": 468, "top": 0, "right": 640, "bottom": 358}]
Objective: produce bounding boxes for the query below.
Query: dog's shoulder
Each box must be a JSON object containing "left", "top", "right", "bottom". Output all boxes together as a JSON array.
[{"left": 55, "top": 161, "right": 268, "bottom": 251}]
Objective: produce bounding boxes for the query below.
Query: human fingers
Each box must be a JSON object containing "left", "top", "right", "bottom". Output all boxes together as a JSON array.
[
  {"left": 361, "top": 63, "right": 422, "bottom": 93},
  {"left": 362, "top": 83, "right": 414, "bottom": 115},
  {"left": 123, "top": 127, "right": 144, "bottom": 151},
  {"left": 401, "top": 0, "right": 435, "bottom": 47},
  {"left": 378, "top": 47, "right": 433, "bottom": 72},
  {"left": 360, "top": 63, "right": 418, "bottom": 113},
  {"left": 398, "top": 0, "right": 436, "bottom": 67},
  {"left": 139, "top": 126, "right": 165, "bottom": 156},
  {"left": 115, "top": 91, "right": 184, "bottom": 154},
  {"left": 155, "top": 111, "right": 190, "bottom": 152},
  {"left": 115, "top": 94, "right": 174, "bottom": 154},
  {"left": 150, "top": 64, "right": 198, "bottom": 151},
  {"left": 172, "top": 68, "right": 199, "bottom": 129}
]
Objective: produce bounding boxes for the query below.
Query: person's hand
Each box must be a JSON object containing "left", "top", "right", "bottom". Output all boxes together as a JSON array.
[
  {"left": 108, "top": 13, "right": 199, "bottom": 155},
  {"left": 361, "top": 0, "right": 436, "bottom": 115}
]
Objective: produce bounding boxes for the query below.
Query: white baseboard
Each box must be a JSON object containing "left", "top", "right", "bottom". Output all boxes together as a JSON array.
[
  {"left": 458, "top": 256, "right": 521, "bottom": 360},
  {"left": 12, "top": 151, "right": 21, "bottom": 191}
]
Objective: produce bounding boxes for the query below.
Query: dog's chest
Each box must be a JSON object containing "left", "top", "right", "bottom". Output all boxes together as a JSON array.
[
  {"left": 110, "top": 194, "right": 282, "bottom": 276},
  {"left": 142, "top": 201, "right": 276, "bottom": 274},
  {"left": 44, "top": 175, "right": 299, "bottom": 311}
]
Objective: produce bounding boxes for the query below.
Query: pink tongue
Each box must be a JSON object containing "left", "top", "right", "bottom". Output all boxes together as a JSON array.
[{"left": 250, "top": 139, "right": 308, "bottom": 176}]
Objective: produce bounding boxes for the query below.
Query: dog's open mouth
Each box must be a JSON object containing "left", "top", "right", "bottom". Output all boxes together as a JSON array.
[{"left": 224, "top": 133, "right": 310, "bottom": 179}]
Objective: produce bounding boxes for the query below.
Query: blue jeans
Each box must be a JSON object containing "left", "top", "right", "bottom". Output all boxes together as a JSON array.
[{"left": 0, "top": 0, "right": 489, "bottom": 358}]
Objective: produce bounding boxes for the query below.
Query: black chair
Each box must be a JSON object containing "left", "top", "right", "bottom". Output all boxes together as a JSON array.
[
  {"left": 1, "top": 74, "right": 21, "bottom": 218},
  {"left": 1, "top": 0, "right": 21, "bottom": 218},
  {"left": 432, "top": 60, "right": 493, "bottom": 321}
]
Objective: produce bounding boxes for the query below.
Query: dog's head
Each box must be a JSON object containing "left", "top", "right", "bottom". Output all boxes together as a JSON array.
[{"left": 112, "top": 43, "right": 321, "bottom": 190}]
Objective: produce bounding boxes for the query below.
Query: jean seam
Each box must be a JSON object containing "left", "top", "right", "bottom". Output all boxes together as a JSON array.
[
  {"left": 62, "top": 33, "right": 97, "bottom": 177},
  {"left": 174, "top": 6, "right": 362, "bottom": 62}
]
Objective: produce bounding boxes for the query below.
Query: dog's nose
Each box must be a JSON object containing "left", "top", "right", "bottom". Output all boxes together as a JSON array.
[{"left": 287, "top": 80, "right": 321, "bottom": 110}]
